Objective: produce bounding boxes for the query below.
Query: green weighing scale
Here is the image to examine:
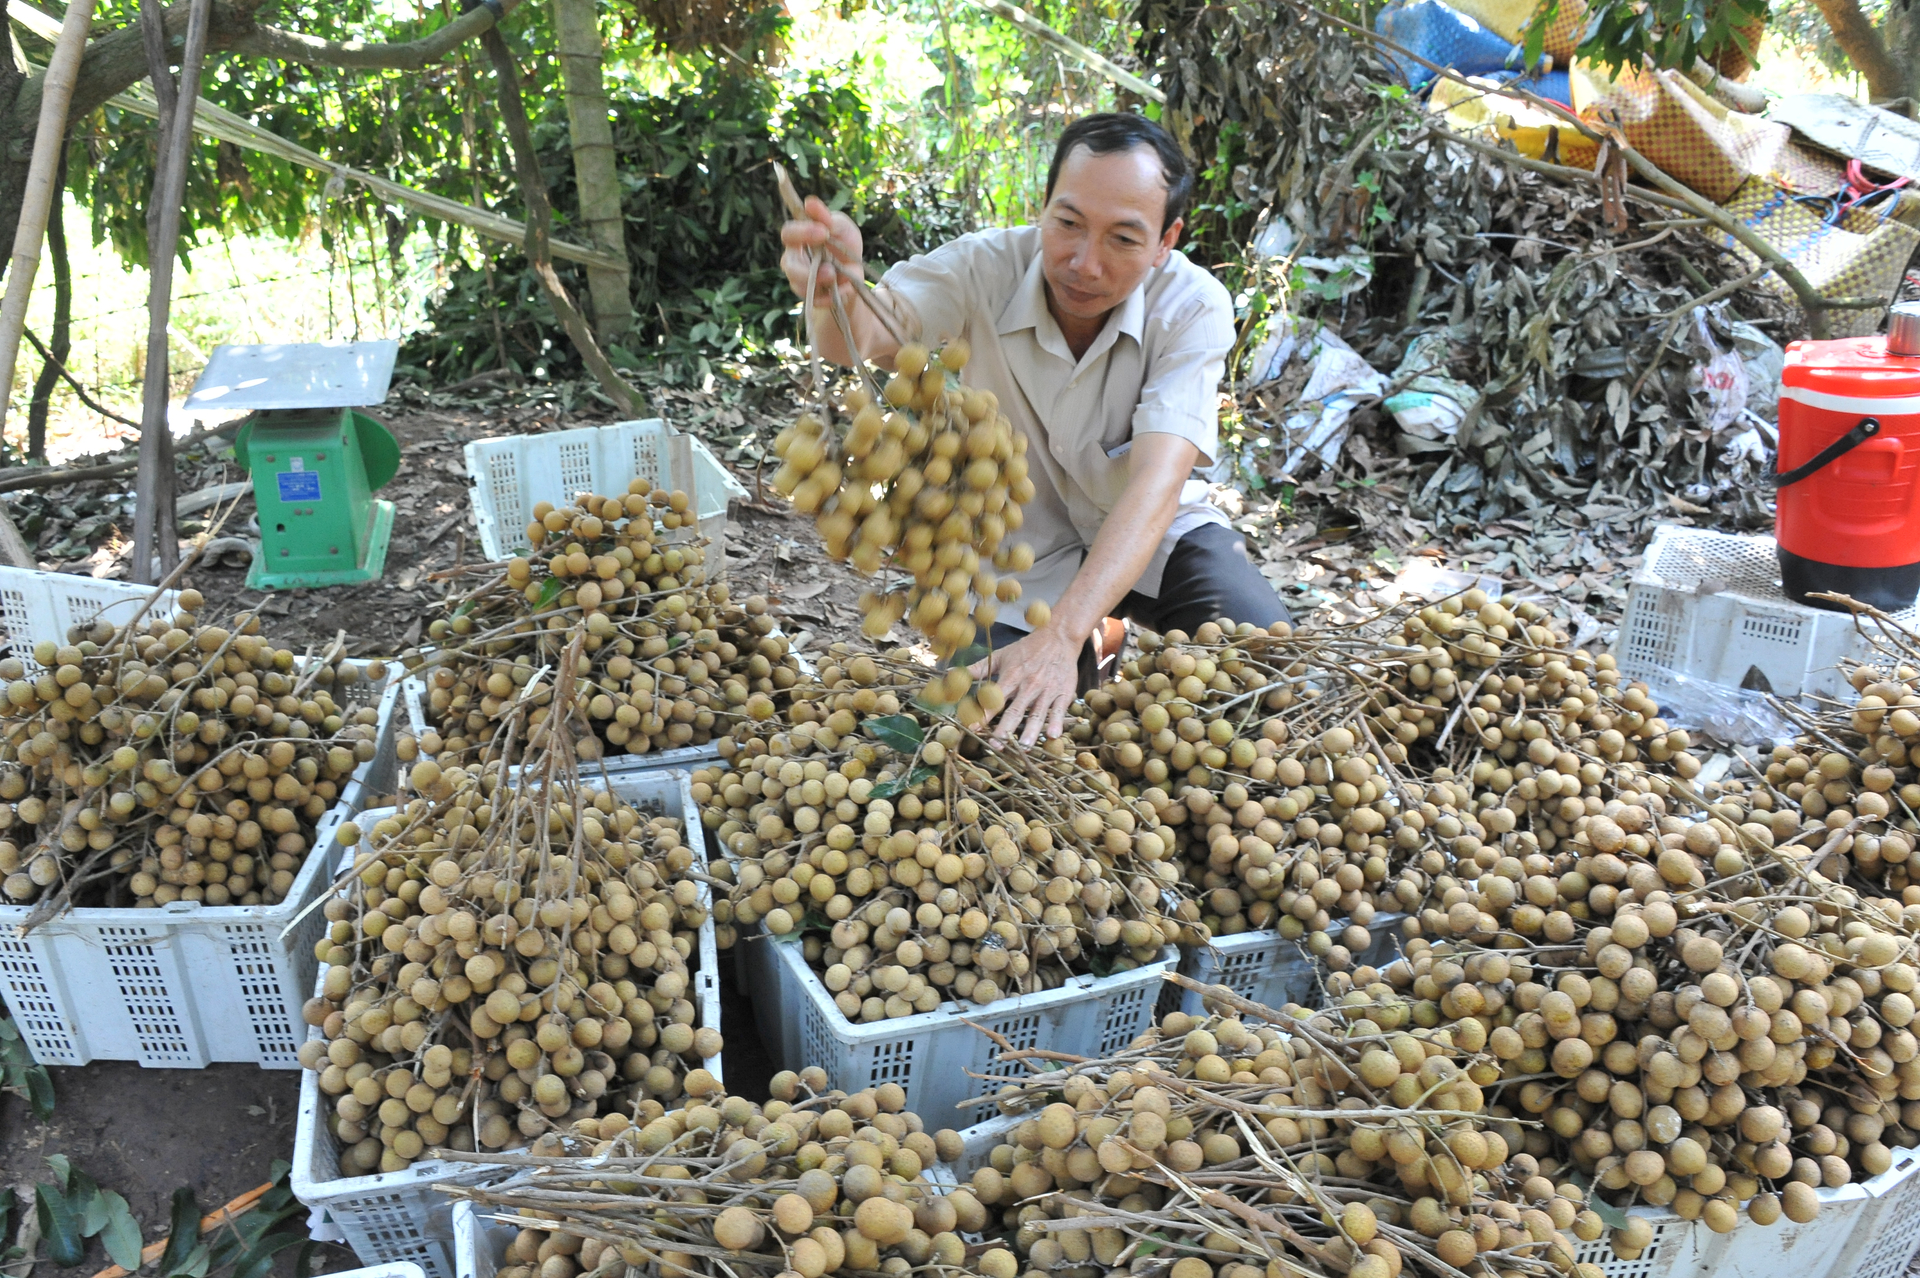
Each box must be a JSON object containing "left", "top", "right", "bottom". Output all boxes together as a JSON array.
[{"left": 185, "top": 341, "right": 403, "bottom": 591}]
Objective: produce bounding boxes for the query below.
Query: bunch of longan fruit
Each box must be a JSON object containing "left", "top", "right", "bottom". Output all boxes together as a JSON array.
[
  {"left": 0, "top": 590, "right": 385, "bottom": 908},
  {"left": 772, "top": 341, "right": 1038, "bottom": 659},
  {"left": 299, "top": 770, "right": 721, "bottom": 1176},
  {"left": 405, "top": 484, "right": 805, "bottom": 768},
  {"left": 457, "top": 1071, "right": 975, "bottom": 1278},
  {"left": 693, "top": 650, "right": 1183, "bottom": 1020},
  {"left": 960, "top": 1001, "right": 1604, "bottom": 1278}
]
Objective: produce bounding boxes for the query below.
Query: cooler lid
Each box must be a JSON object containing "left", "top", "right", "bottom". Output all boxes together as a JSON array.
[{"left": 1783, "top": 335, "right": 1920, "bottom": 399}]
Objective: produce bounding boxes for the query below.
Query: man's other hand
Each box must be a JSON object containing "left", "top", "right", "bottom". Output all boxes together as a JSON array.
[
  {"left": 969, "top": 624, "right": 1079, "bottom": 747},
  {"left": 780, "top": 195, "right": 865, "bottom": 311}
]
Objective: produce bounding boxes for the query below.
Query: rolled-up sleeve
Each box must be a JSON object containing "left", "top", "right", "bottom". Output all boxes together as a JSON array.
[{"left": 1131, "top": 285, "right": 1235, "bottom": 466}]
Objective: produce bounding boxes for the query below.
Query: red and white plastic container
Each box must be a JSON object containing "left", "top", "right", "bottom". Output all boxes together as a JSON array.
[{"left": 1777, "top": 302, "right": 1920, "bottom": 611}]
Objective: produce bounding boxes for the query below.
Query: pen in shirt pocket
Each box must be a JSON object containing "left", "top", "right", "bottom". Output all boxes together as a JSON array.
[{"left": 1105, "top": 440, "right": 1132, "bottom": 459}]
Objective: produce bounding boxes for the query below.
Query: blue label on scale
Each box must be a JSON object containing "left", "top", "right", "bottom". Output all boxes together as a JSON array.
[{"left": 277, "top": 470, "right": 321, "bottom": 502}]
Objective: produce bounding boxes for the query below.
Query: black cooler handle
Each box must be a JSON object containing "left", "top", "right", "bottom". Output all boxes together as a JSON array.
[{"left": 1771, "top": 417, "right": 1882, "bottom": 487}]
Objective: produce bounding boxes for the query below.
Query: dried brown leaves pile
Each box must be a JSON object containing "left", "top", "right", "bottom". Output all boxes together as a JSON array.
[{"left": 1141, "top": 0, "right": 1801, "bottom": 570}]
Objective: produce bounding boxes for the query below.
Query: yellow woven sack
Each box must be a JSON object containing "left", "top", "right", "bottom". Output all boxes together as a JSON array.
[
  {"left": 1572, "top": 62, "right": 1790, "bottom": 202},
  {"left": 1721, "top": 176, "right": 1919, "bottom": 339},
  {"left": 1445, "top": 0, "right": 1586, "bottom": 60}
]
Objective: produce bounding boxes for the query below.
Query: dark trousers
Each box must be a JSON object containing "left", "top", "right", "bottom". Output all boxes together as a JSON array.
[{"left": 986, "top": 522, "right": 1290, "bottom": 689}]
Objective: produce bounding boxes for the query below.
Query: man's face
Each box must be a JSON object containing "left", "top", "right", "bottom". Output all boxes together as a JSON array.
[{"left": 1039, "top": 144, "right": 1183, "bottom": 325}]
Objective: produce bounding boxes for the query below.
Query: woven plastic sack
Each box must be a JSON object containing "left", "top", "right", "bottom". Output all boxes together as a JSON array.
[
  {"left": 1444, "top": 0, "right": 1588, "bottom": 61},
  {"left": 1429, "top": 74, "right": 1596, "bottom": 165},
  {"left": 1721, "top": 176, "right": 1920, "bottom": 339},
  {"left": 1572, "top": 63, "right": 1791, "bottom": 202},
  {"left": 1377, "top": 0, "right": 1521, "bottom": 87}
]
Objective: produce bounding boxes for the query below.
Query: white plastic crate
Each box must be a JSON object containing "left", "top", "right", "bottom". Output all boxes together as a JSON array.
[
  {"left": 1564, "top": 1142, "right": 1920, "bottom": 1278},
  {"left": 0, "top": 565, "right": 179, "bottom": 672},
  {"left": 295, "top": 771, "right": 721, "bottom": 1278},
  {"left": 1617, "top": 525, "right": 1920, "bottom": 702},
  {"left": 0, "top": 656, "right": 395, "bottom": 1069},
  {"left": 453, "top": 1201, "right": 508, "bottom": 1278},
  {"left": 926, "top": 1115, "right": 1920, "bottom": 1278},
  {"left": 465, "top": 419, "right": 747, "bottom": 564},
  {"left": 1176, "top": 913, "right": 1405, "bottom": 1017},
  {"left": 401, "top": 677, "right": 722, "bottom": 776},
  {"left": 738, "top": 924, "right": 1173, "bottom": 1129},
  {"left": 0, "top": 805, "right": 353, "bottom": 1068}
]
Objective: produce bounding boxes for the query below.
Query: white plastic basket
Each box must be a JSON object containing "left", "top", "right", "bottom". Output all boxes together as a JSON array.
[
  {"left": 1176, "top": 913, "right": 1405, "bottom": 1017},
  {"left": 1617, "top": 525, "right": 1920, "bottom": 702},
  {"left": 0, "top": 656, "right": 397, "bottom": 1069},
  {"left": 453, "top": 1201, "right": 508, "bottom": 1278},
  {"left": 0, "top": 805, "right": 353, "bottom": 1068},
  {"left": 0, "top": 566, "right": 179, "bottom": 673},
  {"left": 737, "top": 923, "right": 1173, "bottom": 1129},
  {"left": 464, "top": 419, "right": 747, "bottom": 564},
  {"left": 931, "top": 1119, "right": 1920, "bottom": 1278},
  {"left": 294, "top": 771, "right": 721, "bottom": 1278},
  {"left": 401, "top": 677, "right": 723, "bottom": 776},
  {"left": 1564, "top": 1142, "right": 1920, "bottom": 1278}
]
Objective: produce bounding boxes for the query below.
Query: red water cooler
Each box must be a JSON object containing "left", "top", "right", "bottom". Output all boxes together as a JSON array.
[{"left": 1777, "top": 302, "right": 1920, "bottom": 611}]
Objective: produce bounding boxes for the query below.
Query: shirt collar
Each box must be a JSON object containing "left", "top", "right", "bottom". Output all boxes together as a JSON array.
[{"left": 997, "top": 242, "right": 1150, "bottom": 366}]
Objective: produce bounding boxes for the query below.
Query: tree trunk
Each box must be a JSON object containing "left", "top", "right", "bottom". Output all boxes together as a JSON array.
[
  {"left": 131, "top": 0, "right": 212, "bottom": 584},
  {"left": 26, "top": 141, "right": 68, "bottom": 463},
  {"left": 479, "top": 24, "right": 641, "bottom": 414},
  {"left": 552, "top": 0, "right": 631, "bottom": 341},
  {"left": 1810, "top": 0, "right": 1907, "bottom": 101}
]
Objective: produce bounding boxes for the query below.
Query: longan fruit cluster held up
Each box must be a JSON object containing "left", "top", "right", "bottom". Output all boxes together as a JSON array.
[
  {"left": 403, "top": 483, "right": 804, "bottom": 769},
  {"left": 962, "top": 999, "right": 1602, "bottom": 1278},
  {"left": 298, "top": 768, "right": 721, "bottom": 1176},
  {"left": 456, "top": 1072, "right": 976, "bottom": 1278},
  {"left": 0, "top": 590, "right": 385, "bottom": 908},
  {"left": 694, "top": 651, "right": 1182, "bottom": 1019},
  {"left": 772, "top": 341, "right": 1036, "bottom": 658}
]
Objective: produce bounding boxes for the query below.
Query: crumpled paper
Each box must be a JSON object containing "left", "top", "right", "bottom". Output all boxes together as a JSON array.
[
  {"left": 1244, "top": 317, "right": 1392, "bottom": 476},
  {"left": 1384, "top": 332, "right": 1483, "bottom": 443}
]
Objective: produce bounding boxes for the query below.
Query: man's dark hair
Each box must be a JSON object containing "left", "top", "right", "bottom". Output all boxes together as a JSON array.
[{"left": 1043, "top": 113, "right": 1193, "bottom": 235}]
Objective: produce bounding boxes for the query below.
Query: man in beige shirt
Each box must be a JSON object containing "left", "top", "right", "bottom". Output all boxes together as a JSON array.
[{"left": 781, "top": 113, "right": 1287, "bottom": 744}]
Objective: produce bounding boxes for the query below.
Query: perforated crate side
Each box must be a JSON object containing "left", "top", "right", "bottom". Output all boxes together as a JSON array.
[
  {"left": 95, "top": 922, "right": 209, "bottom": 1067},
  {"left": 1569, "top": 1213, "right": 1689, "bottom": 1278},
  {"left": 1841, "top": 1145, "right": 1920, "bottom": 1278},
  {"left": 292, "top": 1012, "right": 489, "bottom": 1278},
  {"left": 0, "top": 926, "right": 85, "bottom": 1063},
  {"left": 1619, "top": 584, "right": 1684, "bottom": 675}
]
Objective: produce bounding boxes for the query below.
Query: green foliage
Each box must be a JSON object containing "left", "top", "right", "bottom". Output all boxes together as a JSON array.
[
  {"left": 34, "top": 1156, "right": 142, "bottom": 1270},
  {"left": 400, "top": 60, "right": 888, "bottom": 385},
  {"left": 60, "top": 0, "right": 526, "bottom": 269},
  {"left": 1568, "top": 0, "right": 1771, "bottom": 76},
  {"left": 0, "top": 1011, "right": 54, "bottom": 1120}
]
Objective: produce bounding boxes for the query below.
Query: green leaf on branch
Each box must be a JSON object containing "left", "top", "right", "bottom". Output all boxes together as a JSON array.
[
  {"left": 869, "top": 766, "right": 936, "bottom": 800},
  {"left": 534, "top": 576, "right": 566, "bottom": 611},
  {"left": 864, "top": 715, "right": 923, "bottom": 753},
  {"left": 157, "top": 1187, "right": 202, "bottom": 1278},
  {"left": 35, "top": 1182, "right": 82, "bottom": 1268},
  {"left": 1588, "top": 1195, "right": 1630, "bottom": 1230},
  {"left": 952, "top": 642, "right": 989, "bottom": 670},
  {"left": 98, "top": 1192, "right": 142, "bottom": 1271}
]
